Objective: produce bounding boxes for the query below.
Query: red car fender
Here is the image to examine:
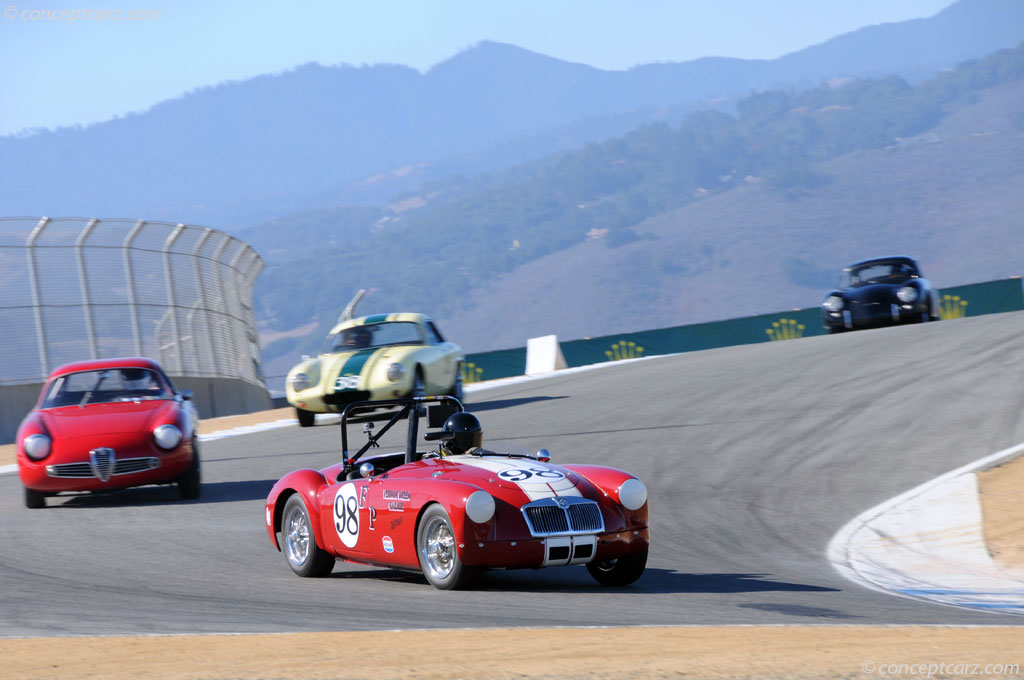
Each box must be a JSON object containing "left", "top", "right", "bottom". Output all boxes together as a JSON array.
[
  {"left": 560, "top": 464, "right": 649, "bottom": 530},
  {"left": 265, "top": 468, "right": 330, "bottom": 551}
]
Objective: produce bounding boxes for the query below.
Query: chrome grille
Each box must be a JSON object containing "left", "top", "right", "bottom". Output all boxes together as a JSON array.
[
  {"left": 521, "top": 497, "right": 604, "bottom": 537},
  {"left": 46, "top": 457, "right": 159, "bottom": 479},
  {"left": 90, "top": 448, "right": 114, "bottom": 482}
]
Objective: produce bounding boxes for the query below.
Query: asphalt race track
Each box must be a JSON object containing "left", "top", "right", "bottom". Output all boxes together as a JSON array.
[{"left": 2, "top": 312, "right": 1024, "bottom": 636}]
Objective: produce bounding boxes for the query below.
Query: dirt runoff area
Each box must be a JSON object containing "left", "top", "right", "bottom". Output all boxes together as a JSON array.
[
  {"left": 3, "top": 626, "right": 1023, "bottom": 680},
  {"left": 978, "top": 454, "right": 1024, "bottom": 573}
]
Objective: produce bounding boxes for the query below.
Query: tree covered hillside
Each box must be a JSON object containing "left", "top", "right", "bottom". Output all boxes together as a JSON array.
[{"left": 254, "top": 43, "right": 1024, "bottom": 367}]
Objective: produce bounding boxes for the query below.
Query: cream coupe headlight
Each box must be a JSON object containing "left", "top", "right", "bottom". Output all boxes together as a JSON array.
[
  {"left": 289, "top": 372, "right": 311, "bottom": 390},
  {"left": 153, "top": 424, "right": 183, "bottom": 450},
  {"left": 23, "top": 434, "right": 52, "bottom": 461},
  {"left": 386, "top": 363, "right": 405, "bottom": 383},
  {"left": 897, "top": 286, "right": 919, "bottom": 303},
  {"left": 822, "top": 295, "right": 845, "bottom": 312},
  {"left": 618, "top": 478, "right": 648, "bottom": 510},
  {"left": 465, "top": 490, "right": 496, "bottom": 523}
]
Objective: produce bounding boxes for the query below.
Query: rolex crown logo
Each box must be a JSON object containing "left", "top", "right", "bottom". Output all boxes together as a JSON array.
[
  {"left": 461, "top": 362, "right": 484, "bottom": 383},
  {"left": 605, "top": 340, "right": 644, "bottom": 361},
  {"left": 766, "top": 319, "right": 805, "bottom": 342},
  {"left": 939, "top": 294, "right": 968, "bottom": 320}
]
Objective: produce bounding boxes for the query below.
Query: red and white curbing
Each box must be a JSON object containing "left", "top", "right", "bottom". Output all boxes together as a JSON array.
[{"left": 828, "top": 442, "right": 1024, "bottom": 615}]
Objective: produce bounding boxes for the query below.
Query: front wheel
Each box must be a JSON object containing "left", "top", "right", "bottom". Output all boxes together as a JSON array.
[
  {"left": 177, "top": 441, "right": 201, "bottom": 500},
  {"left": 281, "top": 494, "right": 335, "bottom": 577},
  {"left": 24, "top": 487, "right": 46, "bottom": 509},
  {"left": 296, "top": 407, "right": 315, "bottom": 428},
  {"left": 416, "top": 504, "right": 479, "bottom": 590},
  {"left": 586, "top": 546, "right": 648, "bottom": 586}
]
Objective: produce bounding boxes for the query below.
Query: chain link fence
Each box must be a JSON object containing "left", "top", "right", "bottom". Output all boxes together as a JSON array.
[{"left": 0, "top": 217, "right": 266, "bottom": 388}]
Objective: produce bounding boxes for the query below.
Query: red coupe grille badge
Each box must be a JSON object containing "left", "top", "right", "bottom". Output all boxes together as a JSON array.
[{"left": 89, "top": 448, "right": 115, "bottom": 482}]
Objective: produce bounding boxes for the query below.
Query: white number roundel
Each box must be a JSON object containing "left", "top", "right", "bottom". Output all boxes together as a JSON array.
[
  {"left": 497, "top": 466, "right": 566, "bottom": 483},
  {"left": 333, "top": 484, "right": 360, "bottom": 548}
]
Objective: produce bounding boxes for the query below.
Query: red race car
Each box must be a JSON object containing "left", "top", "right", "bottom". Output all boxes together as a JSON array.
[
  {"left": 265, "top": 397, "right": 650, "bottom": 589},
  {"left": 16, "top": 357, "right": 200, "bottom": 509}
]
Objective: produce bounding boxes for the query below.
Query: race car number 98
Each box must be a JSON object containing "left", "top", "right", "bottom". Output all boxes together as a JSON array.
[{"left": 498, "top": 467, "right": 565, "bottom": 482}]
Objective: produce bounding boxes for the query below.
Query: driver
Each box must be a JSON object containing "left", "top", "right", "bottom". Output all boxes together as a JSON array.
[
  {"left": 435, "top": 412, "right": 483, "bottom": 457},
  {"left": 345, "top": 326, "right": 372, "bottom": 349}
]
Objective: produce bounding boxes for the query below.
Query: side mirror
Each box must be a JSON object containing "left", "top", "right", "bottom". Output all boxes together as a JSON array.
[
  {"left": 359, "top": 462, "right": 375, "bottom": 478},
  {"left": 180, "top": 389, "right": 193, "bottom": 401},
  {"left": 537, "top": 448, "right": 551, "bottom": 462}
]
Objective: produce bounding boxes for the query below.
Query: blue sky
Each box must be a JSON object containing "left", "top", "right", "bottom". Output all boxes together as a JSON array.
[{"left": 1, "top": 0, "right": 956, "bottom": 136}]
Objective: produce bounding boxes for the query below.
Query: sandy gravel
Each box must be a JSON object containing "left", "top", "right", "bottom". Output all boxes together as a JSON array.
[
  {"left": 978, "top": 455, "right": 1024, "bottom": 573},
  {"left": 4, "top": 626, "right": 1024, "bottom": 679}
]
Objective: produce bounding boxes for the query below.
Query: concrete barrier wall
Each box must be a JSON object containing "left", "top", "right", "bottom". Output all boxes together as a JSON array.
[{"left": 0, "top": 376, "right": 272, "bottom": 444}]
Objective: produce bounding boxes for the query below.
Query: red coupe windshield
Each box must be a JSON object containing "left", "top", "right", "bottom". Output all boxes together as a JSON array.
[{"left": 42, "top": 368, "right": 172, "bottom": 408}]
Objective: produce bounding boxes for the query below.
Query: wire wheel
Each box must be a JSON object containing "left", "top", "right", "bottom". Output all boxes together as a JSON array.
[
  {"left": 422, "top": 515, "right": 456, "bottom": 580},
  {"left": 284, "top": 504, "right": 311, "bottom": 567}
]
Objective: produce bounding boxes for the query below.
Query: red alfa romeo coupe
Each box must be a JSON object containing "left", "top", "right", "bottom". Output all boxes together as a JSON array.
[
  {"left": 16, "top": 357, "right": 200, "bottom": 508},
  {"left": 265, "top": 397, "right": 650, "bottom": 589}
]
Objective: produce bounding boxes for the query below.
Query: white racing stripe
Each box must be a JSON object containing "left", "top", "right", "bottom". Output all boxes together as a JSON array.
[{"left": 452, "top": 456, "right": 581, "bottom": 500}]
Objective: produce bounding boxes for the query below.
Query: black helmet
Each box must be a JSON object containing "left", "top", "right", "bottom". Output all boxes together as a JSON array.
[{"left": 441, "top": 412, "right": 482, "bottom": 455}]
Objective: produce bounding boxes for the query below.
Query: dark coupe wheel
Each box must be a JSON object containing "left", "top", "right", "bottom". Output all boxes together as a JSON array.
[
  {"left": 24, "top": 487, "right": 46, "bottom": 509},
  {"left": 296, "top": 407, "right": 315, "bottom": 428},
  {"left": 586, "top": 546, "right": 648, "bottom": 586},
  {"left": 177, "top": 441, "right": 201, "bottom": 500},
  {"left": 416, "top": 504, "right": 479, "bottom": 590},
  {"left": 281, "top": 494, "right": 335, "bottom": 577}
]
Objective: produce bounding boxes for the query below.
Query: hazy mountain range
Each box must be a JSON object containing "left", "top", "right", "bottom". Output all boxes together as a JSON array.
[
  {"left": 1, "top": 0, "right": 1021, "bottom": 229},
  {"left": 1, "top": 0, "right": 1022, "bottom": 392}
]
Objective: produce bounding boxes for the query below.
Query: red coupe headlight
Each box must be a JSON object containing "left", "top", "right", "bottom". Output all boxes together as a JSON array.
[
  {"left": 153, "top": 424, "right": 183, "bottom": 450},
  {"left": 617, "top": 478, "right": 648, "bottom": 510},
  {"left": 23, "top": 434, "right": 52, "bottom": 461}
]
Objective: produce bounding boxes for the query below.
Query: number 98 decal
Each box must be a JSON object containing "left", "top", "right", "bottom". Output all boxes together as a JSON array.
[
  {"left": 498, "top": 466, "right": 565, "bottom": 482},
  {"left": 334, "top": 484, "right": 360, "bottom": 548}
]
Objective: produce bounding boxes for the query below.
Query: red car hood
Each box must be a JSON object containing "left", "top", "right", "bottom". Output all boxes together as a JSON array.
[
  {"left": 40, "top": 400, "right": 176, "bottom": 439},
  {"left": 395, "top": 455, "right": 596, "bottom": 505}
]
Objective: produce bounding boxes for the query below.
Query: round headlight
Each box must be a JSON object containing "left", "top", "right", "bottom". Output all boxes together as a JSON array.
[
  {"left": 386, "top": 362, "right": 405, "bottom": 383},
  {"left": 289, "top": 372, "right": 311, "bottom": 390},
  {"left": 618, "top": 478, "right": 648, "bottom": 511},
  {"left": 897, "top": 286, "right": 919, "bottom": 303},
  {"left": 153, "top": 424, "right": 183, "bottom": 450},
  {"left": 822, "top": 295, "right": 845, "bottom": 312},
  {"left": 23, "top": 434, "right": 51, "bottom": 461},
  {"left": 465, "top": 490, "right": 496, "bottom": 524}
]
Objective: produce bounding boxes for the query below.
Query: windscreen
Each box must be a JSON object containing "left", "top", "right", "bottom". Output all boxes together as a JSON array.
[
  {"left": 322, "top": 322, "right": 424, "bottom": 354},
  {"left": 42, "top": 368, "right": 171, "bottom": 408}
]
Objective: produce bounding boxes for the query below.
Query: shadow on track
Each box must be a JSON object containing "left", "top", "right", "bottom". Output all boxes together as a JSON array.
[
  {"left": 321, "top": 566, "right": 841, "bottom": 595},
  {"left": 465, "top": 395, "right": 568, "bottom": 413},
  {"left": 47, "top": 479, "right": 277, "bottom": 508}
]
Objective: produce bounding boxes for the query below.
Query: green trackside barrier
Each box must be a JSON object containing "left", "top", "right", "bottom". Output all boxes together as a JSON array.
[
  {"left": 936, "top": 278, "right": 1024, "bottom": 319},
  {"left": 460, "top": 347, "right": 528, "bottom": 384},
  {"left": 463, "top": 277, "right": 1024, "bottom": 379}
]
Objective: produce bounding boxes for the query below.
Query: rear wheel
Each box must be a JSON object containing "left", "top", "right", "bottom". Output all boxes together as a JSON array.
[
  {"left": 411, "top": 369, "right": 426, "bottom": 399},
  {"left": 296, "top": 407, "right": 315, "bottom": 428},
  {"left": 416, "top": 504, "right": 479, "bottom": 590},
  {"left": 177, "top": 442, "right": 201, "bottom": 500},
  {"left": 282, "top": 494, "right": 334, "bottom": 577},
  {"left": 24, "top": 487, "right": 46, "bottom": 509},
  {"left": 586, "top": 546, "right": 648, "bottom": 586},
  {"left": 449, "top": 367, "right": 464, "bottom": 403}
]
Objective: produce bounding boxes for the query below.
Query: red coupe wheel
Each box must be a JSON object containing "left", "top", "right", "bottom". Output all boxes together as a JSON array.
[{"left": 586, "top": 547, "right": 648, "bottom": 586}]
